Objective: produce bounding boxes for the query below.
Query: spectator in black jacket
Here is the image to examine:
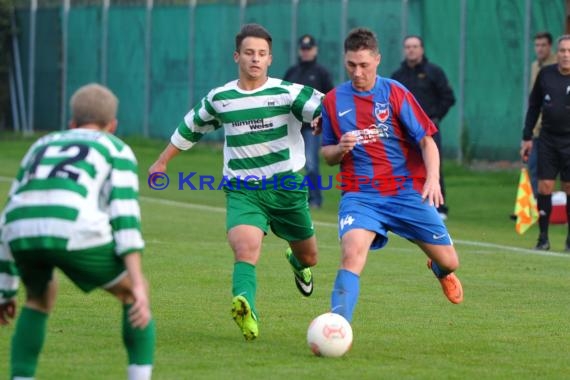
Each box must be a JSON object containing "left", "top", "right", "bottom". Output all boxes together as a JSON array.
[
  {"left": 392, "top": 35, "right": 455, "bottom": 220},
  {"left": 521, "top": 35, "right": 570, "bottom": 251},
  {"left": 284, "top": 34, "right": 334, "bottom": 208}
]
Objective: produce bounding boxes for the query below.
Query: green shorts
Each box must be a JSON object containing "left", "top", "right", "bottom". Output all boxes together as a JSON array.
[
  {"left": 224, "top": 172, "right": 315, "bottom": 242},
  {"left": 13, "top": 243, "right": 126, "bottom": 296}
]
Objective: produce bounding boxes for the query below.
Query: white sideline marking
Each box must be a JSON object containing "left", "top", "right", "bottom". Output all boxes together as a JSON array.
[
  {"left": 0, "top": 176, "right": 568, "bottom": 259},
  {"left": 140, "top": 196, "right": 570, "bottom": 259}
]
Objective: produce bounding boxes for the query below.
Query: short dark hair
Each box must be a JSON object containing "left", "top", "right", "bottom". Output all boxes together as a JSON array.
[
  {"left": 403, "top": 34, "right": 424, "bottom": 48},
  {"left": 235, "top": 23, "right": 272, "bottom": 52},
  {"left": 344, "top": 28, "right": 379, "bottom": 54},
  {"left": 534, "top": 31, "right": 553, "bottom": 45}
]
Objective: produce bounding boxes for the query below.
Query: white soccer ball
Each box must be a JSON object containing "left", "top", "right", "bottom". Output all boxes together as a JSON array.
[{"left": 307, "top": 312, "right": 353, "bottom": 357}]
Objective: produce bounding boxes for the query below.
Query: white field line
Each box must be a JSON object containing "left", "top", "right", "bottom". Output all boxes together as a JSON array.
[
  {"left": 139, "top": 196, "right": 570, "bottom": 259},
  {"left": 0, "top": 176, "right": 568, "bottom": 259}
]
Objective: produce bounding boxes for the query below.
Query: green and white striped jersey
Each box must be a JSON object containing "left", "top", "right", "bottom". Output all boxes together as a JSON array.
[
  {"left": 171, "top": 77, "right": 323, "bottom": 179},
  {"left": 1, "top": 128, "right": 144, "bottom": 257}
]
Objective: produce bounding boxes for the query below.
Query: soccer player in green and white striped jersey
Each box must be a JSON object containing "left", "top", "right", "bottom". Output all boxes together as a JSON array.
[
  {"left": 149, "top": 23, "right": 323, "bottom": 341},
  {"left": 0, "top": 84, "right": 155, "bottom": 380}
]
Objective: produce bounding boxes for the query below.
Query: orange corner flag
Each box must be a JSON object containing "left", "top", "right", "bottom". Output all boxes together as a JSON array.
[{"left": 514, "top": 167, "right": 538, "bottom": 234}]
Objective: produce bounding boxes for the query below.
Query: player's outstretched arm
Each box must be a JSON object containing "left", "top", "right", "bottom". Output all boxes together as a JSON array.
[
  {"left": 123, "top": 253, "right": 151, "bottom": 329},
  {"left": 149, "top": 143, "right": 181, "bottom": 175}
]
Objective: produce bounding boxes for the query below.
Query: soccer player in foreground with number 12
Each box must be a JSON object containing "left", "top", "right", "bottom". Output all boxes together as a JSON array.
[{"left": 0, "top": 83, "right": 155, "bottom": 380}]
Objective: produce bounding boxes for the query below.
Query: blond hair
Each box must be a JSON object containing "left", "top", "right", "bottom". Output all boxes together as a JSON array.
[{"left": 70, "top": 83, "right": 118, "bottom": 127}]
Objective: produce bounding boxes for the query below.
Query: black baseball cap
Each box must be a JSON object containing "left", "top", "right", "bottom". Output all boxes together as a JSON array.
[{"left": 299, "top": 34, "right": 317, "bottom": 49}]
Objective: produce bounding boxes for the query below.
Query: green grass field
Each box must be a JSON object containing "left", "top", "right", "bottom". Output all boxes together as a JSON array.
[{"left": 1, "top": 133, "right": 569, "bottom": 379}]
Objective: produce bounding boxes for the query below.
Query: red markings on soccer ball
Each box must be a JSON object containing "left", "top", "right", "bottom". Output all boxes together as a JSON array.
[
  {"left": 310, "top": 342, "right": 322, "bottom": 356},
  {"left": 322, "top": 324, "right": 347, "bottom": 339},
  {"left": 307, "top": 313, "right": 353, "bottom": 357}
]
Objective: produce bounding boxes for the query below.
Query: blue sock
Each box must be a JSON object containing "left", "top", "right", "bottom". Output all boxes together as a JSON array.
[
  {"left": 430, "top": 260, "right": 451, "bottom": 279},
  {"left": 330, "top": 269, "right": 360, "bottom": 323}
]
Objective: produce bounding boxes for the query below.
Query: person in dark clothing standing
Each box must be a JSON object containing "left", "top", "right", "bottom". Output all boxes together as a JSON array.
[
  {"left": 526, "top": 32, "right": 557, "bottom": 196},
  {"left": 284, "top": 34, "right": 334, "bottom": 208},
  {"left": 391, "top": 35, "right": 455, "bottom": 220},
  {"left": 521, "top": 35, "right": 570, "bottom": 251}
]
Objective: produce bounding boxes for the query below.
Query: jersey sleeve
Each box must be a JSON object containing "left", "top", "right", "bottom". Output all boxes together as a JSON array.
[
  {"left": 0, "top": 230, "right": 19, "bottom": 305},
  {"left": 288, "top": 83, "right": 324, "bottom": 123},
  {"left": 523, "top": 69, "right": 543, "bottom": 140},
  {"left": 108, "top": 144, "right": 144, "bottom": 256},
  {"left": 171, "top": 89, "right": 223, "bottom": 150},
  {"left": 321, "top": 93, "right": 339, "bottom": 146},
  {"left": 390, "top": 81, "right": 437, "bottom": 143},
  {"left": 7, "top": 138, "right": 47, "bottom": 200},
  {"left": 0, "top": 140, "right": 36, "bottom": 302}
]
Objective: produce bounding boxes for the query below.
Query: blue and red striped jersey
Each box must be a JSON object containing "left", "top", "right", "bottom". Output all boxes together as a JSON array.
[{"left": 322, "top": 76, "right": 437, "bottom": 195}]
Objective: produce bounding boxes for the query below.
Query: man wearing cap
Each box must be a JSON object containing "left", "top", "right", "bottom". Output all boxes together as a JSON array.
[{"left": 284, "top": 34, "right": 334, "bottom": 209}]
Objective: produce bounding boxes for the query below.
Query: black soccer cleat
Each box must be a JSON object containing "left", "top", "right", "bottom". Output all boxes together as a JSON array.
[
  {"left": 286, "top": 248, "right": 313, "bottom": 297},
  {"left": 534, "top": 238, "right": 550, "bottom": 251}
]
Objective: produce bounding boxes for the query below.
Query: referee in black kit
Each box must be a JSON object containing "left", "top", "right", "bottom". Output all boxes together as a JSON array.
[{"left": 521, "top": 34, "right": 570, "bottom": 251}]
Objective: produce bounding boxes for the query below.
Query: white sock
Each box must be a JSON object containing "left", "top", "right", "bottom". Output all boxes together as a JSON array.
[{"left": 127, "top": 364, "right": 153, "bottom": 380}]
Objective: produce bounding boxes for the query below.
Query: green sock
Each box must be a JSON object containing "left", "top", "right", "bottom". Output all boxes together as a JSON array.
[
  {"left": 122, "top": 305, "right": 156, "bottom": 365},
  {"left": 11, "top": 307, "right": 48, "bottom": 378},
  {"left": 232, "top": 261, "right": 258, "bottom": 317},
  {"left": 287, "top": 250, "right": 307, "bottom": 271}
]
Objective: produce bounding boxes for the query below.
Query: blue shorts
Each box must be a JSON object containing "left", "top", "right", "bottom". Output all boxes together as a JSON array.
[{"left": 338, "top": 192, "right": 452, "bottom": 249}]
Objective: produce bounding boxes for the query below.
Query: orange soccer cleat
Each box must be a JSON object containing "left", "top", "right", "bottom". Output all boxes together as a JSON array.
[{"left": 427, "top": 259, "right": 463, "bottom": 304}]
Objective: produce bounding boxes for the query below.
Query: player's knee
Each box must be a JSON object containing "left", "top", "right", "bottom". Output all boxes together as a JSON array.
[
  {"left": 233, "top": 248, "right": 260, "bottom": 264},
  {"left": 25, "top": 298, "right": 54, "bottom": 314},
  {"left": 231, "top": 240, "right": 262, "bottom": 263},
  {"left": 340, "top": 247, "right": 368, "bottom": 272},
  {"left": 25, "top": 280, "right": 57, "bottom": 313},
  {"left": 341, "top": 242, "right": 368, "bottom": 259},
  {"left": 440, "top": 255, "right": 459, "bottom": 272},
  {"left": 538, "top": 181, "right": 554, "bottom": 195},
  {"left": 299, "top": 249, "right": 318, "bottom": 267}
]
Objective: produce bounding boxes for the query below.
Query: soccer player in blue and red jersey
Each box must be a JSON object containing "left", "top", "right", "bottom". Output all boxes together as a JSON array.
[{"left": 321, "top": 28, "right": 463, "bottom": 323}]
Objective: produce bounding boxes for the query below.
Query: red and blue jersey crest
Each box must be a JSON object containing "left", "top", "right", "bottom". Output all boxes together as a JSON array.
[{"left": 375, "top": 102, "right": 389, "bottom": 123}]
